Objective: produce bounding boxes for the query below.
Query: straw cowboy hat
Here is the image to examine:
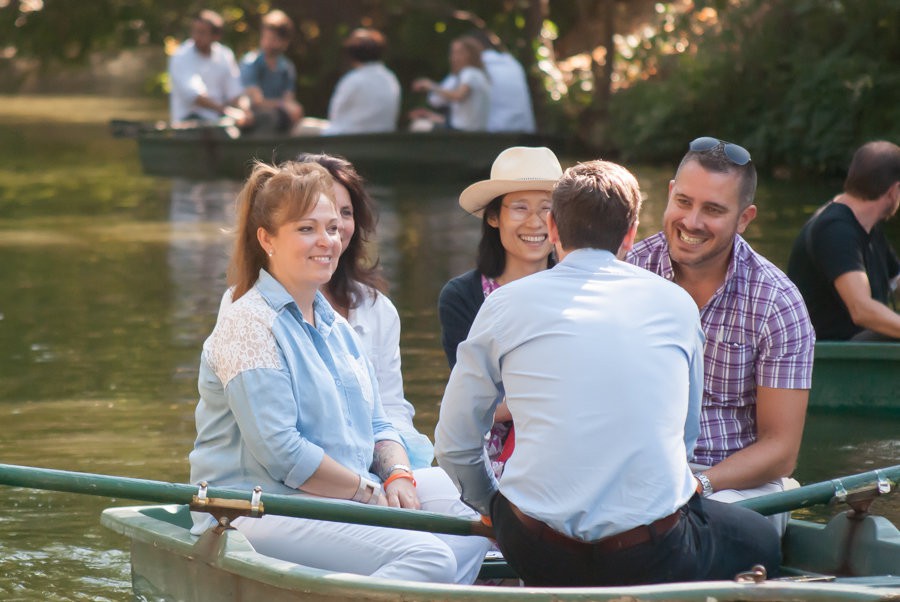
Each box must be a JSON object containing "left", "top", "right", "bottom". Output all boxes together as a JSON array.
[{"left": 459, "top": 146, "right": 563, "bottom": 217}]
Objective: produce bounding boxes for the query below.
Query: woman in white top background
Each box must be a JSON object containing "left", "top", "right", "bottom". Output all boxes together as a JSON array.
[
  {"left": 294, "top": 153, "right": 436, "bottom": 468},
  {"left": 410, "top": 36, "right": 490, "bottom": 131}
]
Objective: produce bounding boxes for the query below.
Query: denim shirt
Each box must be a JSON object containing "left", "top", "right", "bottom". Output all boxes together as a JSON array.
[{"left": 189, "top": 269, "right": 401, "bottom": 499}]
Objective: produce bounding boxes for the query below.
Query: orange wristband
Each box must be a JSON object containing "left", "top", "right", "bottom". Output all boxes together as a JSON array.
[
  {"left": 480, "top": 514, "right": 493, "bottom": 528},
  {"left": 383, "top": 472, "right": 416, "bottom": 489}
]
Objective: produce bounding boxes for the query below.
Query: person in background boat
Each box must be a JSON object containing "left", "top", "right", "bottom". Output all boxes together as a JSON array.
[
  {"left": 168, "top": 9, "right": 252, "bottom": 128},
  {"left": 323, "top": 28, "right": 400, "bottom": 135},
  {"left": 216, "top": 153, "right": 435, "bottom": 467},
  {"left": 627, "top": 137, "right": 815, "bottom": 535},
  {"left": 239, "top": 9, "right": 304, "bottom": 134},
  {"left": 191, "top": 160, "right": 490, "bottom": 583},
  {"left": 787, "top": 140, "right": 900, "bottom": 341},
  {"left": 438, "top": 146, "right": 561, "bottom": 478},
  {"left": 468, "top": 30, "right": 536, "bottom": 133},
  {"left": 409, "top": 36, "right": 490, "bottom": 132},
  {"left": 435, "top": 159, "right": 781, "bottom": 587}
]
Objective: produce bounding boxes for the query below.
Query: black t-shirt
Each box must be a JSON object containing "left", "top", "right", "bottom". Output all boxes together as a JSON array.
[{"left": 787, "top": 201, "right": 900, "bottom": 340}]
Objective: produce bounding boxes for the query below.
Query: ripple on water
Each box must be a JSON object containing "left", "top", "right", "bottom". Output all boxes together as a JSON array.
[{"left": 0, "top": 543, "right": 131, "bottom": 601}]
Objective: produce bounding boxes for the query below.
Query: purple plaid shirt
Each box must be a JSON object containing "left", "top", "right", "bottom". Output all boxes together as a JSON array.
[{"left": 627, "top": 232, "right": 815, "bottom": 466}]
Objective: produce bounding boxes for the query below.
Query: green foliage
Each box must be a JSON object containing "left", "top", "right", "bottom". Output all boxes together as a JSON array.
[{"left": 607, "top": 0, "right": 900, "bottom": 175}]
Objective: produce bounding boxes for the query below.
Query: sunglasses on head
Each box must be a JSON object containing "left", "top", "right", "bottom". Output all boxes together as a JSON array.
[{"left": 689, "top": 136, "right": 752, "bottom": 166}]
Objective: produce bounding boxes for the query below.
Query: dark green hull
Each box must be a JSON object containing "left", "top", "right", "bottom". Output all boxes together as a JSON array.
[
  {"left": 101, "top": 504, "right": 900, "bottom": 601},
  {"left": 135, "top": 129, "right": 559, "bottom": 182},
  {"left": 810, "top": 342, "right": 900, "bottom": 412}
]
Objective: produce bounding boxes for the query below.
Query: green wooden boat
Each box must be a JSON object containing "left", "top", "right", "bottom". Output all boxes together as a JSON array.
[
  {"left": 132, "top": 126, "right": 558, "bottom": 182},
  {"left": 5, "top": 464, "right": 900, "bottom": 601},
  {"left": 810, "top": 341, "right": 900, "bottom": 413},
  {"left": 100, "top": 505, "right": 900, "bottom": 601}
]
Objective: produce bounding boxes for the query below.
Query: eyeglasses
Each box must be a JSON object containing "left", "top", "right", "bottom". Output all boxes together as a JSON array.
[
  {"left": 501, "top": 203, "right": 552, "bottom": 222},
  {"left": 689, "top": 136, "right": 752, "bottom": 166}
]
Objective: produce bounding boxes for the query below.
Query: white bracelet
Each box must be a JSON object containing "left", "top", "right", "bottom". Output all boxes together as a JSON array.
[{"left": 351, "top": 476, "right": 381, "bottom": 504}]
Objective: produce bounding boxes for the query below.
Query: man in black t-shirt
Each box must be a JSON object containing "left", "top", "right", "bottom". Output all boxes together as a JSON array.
[{"left": 788, "top": 141, "right": 900, "bottom": 340}]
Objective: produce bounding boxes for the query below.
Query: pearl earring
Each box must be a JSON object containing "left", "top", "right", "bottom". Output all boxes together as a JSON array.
[{"left": 267, "top": 250, "right": 273, "bottom": 257}]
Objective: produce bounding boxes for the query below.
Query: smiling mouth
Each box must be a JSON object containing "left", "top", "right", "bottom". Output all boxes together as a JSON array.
[
  {"left": 310, "top": 256, "right": 333, "bottom": 263},
  {"left": 677, "top": 230, "right": 706, "bottom": 245},
  {"left": 520, "top": 234, "right": 548, "bottom": 243}
]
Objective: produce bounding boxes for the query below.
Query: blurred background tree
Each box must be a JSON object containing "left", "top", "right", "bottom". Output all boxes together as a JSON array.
[{"left": 1, "top": 0, "right": 897, "bottom": 175}]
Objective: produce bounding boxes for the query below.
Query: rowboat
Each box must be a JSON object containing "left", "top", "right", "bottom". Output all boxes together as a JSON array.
[
  {"left": 100, "top": 504, "right": 900, "bottom": 601},
  {"left": 125, "top": 122, "right": 558, "bottom": 182},
  {"left": 810, "top": 341, "right": 900, "bottom": 412},
  {"left": 1, "top": 463, "right": 899, "bottom": 601}
]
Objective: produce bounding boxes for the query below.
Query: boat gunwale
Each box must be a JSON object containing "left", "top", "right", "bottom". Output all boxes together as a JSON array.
[{"left": 101, "top": 504, "right": 900, "bottom": 601}]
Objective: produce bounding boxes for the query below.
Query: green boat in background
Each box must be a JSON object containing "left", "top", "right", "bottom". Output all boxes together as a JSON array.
[
  {"left": 129, "top": 125, "right": 559, "bottom": 182},
  {"left": 810, "top": 341, "right": 900, "bottom": 413}
]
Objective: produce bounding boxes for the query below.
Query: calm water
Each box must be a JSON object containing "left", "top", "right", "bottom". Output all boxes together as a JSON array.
[{"left": 0, "top": 96, "right": 898, "bottom": 600}]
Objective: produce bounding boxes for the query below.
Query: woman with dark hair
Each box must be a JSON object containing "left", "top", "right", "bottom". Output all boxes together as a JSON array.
[
  {"left": 297, "top": 153, "right": 435, "bottom": 468},
  {"left": 438, "top": 146, "right": 561, "bottom": 477}
]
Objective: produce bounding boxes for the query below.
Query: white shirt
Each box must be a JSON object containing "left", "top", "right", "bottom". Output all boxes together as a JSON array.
[
  {"left": 168, "top": 40, "right": 244, "bottom": 122},
  {"left": 481, "top": 49, "right": 536, "bottom": 133},
  {"left": 428, "top": 66, "right": 490, "bottom": 131},
  {"left": 434, "top": 249, "right": 703, "bottom": 540},
  {"left": 325, "top": 62, "right": 401, "bottom": 135}
]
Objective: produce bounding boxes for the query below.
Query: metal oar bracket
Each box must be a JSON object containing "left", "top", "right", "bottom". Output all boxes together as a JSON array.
[
  {"left": 831, "top": 471, "right": 893, "bottom": 517},
  {"left": 190, "top": 482, "right": 265, "bottom": 532}
]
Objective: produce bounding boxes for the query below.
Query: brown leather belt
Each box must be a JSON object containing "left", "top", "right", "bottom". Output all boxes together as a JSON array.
[{"left": 508, "top": 501, "right": 682, "bottom": 553}]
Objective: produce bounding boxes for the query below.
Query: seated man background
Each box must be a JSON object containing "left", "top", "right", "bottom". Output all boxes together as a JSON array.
[
  {"left": 168, "top": 9, "right": 251, "bottom": 127},
  {"left": 324, "top": 28, "right": 401, "bottom": 135},
  {"left": 435, "top": 159, "right": 780, "bottom": 587},
  {"left": 239, "top": 9, "right": 304, "bottom": 133},
  {"left": 788, "top": 140, "right": 900, "bottom": 341},
  {"left": 627, "top": 137, "right": 815, "bottom": 535},
  {"left": 468, "top": 30, "right": 536, "bottom": 133}
]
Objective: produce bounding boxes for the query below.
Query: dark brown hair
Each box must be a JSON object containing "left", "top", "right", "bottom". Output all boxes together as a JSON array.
[
  {"left": 844, "top": 141, "right": 900, "bottom": 201},
  {"left": 295, "top": 153, "right": 386, "bottom": 310},
  {"left": 551, "top": 160, "right": 642, "bottom": 253},
  {"left": 344, "top": 28, "right": 386, "bottom": 63},
  {"left": 677, "top": 144, "right": 757, "bottom": 209}
]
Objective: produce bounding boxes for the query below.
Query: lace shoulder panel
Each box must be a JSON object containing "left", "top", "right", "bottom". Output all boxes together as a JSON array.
[{"left": 204, "top": 288, "right": 283, "bottom": 387}]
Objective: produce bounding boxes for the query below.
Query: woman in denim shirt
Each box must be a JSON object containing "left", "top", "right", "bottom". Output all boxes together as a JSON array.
[{"left": 190, "top": 160, "right": 489, "bottom": 582}]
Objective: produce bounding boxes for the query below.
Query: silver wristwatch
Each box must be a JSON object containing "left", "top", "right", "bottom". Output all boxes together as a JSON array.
[{"left": 695, "top": 472, "right": 714, "bottom": 497}]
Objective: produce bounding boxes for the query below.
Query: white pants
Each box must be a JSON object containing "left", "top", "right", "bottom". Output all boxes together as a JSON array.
[
  {"left": 691, "top": 463, "right": 799, "bottom": 535},
  {"left": 232, "top": 467, "right": 491, "bottom": 584}
]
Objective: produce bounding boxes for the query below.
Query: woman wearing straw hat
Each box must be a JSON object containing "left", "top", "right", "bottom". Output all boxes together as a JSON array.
[{"left": 438, "top": 146, "right": 563, "bottom": 477}]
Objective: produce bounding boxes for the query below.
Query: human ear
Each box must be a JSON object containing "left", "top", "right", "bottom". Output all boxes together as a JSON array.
[{"left": 736, "top": 204, "right": 757, "bottom": 234}]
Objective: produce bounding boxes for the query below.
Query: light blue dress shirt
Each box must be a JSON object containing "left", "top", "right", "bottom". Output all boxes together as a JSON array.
[
  {"left": 434, "top": 249, "right": 703, "bottom": 541},
  {"left": 190, "top": 269, "right": 401, "bottom": 498}
]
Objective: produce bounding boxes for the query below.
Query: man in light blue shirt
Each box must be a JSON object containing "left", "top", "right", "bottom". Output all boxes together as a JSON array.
[{"left": 434, "top": 160, "right": 781, "bottom": 586}]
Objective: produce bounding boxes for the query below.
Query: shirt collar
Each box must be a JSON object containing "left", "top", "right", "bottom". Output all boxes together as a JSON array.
[
  {"left": 559, "top": 247, "right": 617, "bottom": 268},
  {"left": 656, "top": 232, "right": 748, "bottom": 288},
  {"left": 255, "top": 269, "right": 336, "bottom": 332}
]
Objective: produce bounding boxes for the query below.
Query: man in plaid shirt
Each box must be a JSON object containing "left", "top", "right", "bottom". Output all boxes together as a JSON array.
[{"left": 627, "top": 137, "right": 815, "bottom": 534}]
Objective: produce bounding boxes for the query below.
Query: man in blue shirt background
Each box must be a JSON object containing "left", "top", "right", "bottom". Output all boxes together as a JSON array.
[
  {"left": 435, "top": 159, "right": 781, "bottom": 586},
  {"left": 239, "top": 9, "right": 304, "bottom": 133}
]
